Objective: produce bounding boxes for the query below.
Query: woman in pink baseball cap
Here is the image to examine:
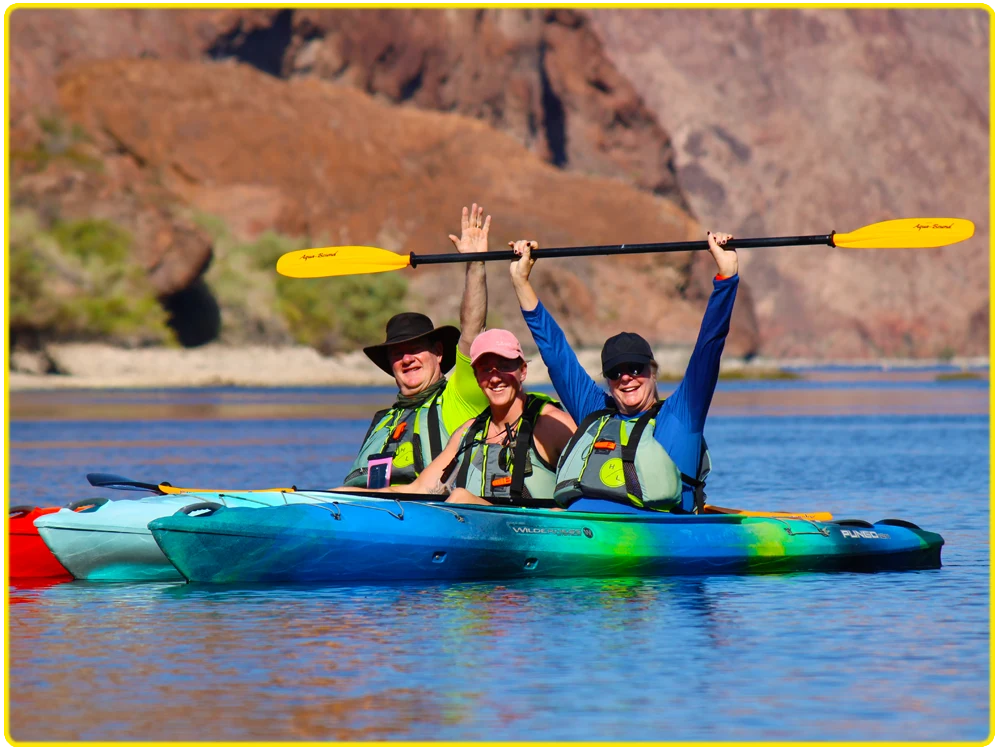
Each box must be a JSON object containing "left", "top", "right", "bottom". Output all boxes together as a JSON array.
[{"left": 366, "top": 328, "right": 577, "bottom": 505}]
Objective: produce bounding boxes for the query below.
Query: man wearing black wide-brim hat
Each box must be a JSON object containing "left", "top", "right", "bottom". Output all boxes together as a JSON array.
[{"left": 343, "top": 205, "right": 492, "bottom": 488}]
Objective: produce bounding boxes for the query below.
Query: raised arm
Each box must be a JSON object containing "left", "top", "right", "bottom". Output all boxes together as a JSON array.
[
  {"left": 659, "top": 231, "right": 739, "bottom": 435},
  {"left": 509, "top": 240, "right": 608, "bottom": 424},
  {"left": 450, "top": 204, "right": 490, "bottom": 357}
]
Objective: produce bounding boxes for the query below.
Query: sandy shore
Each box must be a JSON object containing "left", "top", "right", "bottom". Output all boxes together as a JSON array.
[{"left": 6, "top": 343, "right": 990, "bottom": 391}]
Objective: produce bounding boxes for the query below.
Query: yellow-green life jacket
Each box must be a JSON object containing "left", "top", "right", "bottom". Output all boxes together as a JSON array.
[
  {"left": 553, "top": 402, "right": 683, "bottom": 511},
  {"left": 343, "top": 392, "right": 449, "bottom": 487},
  {"left": 454, "top": 394, "right": 558, "bottom": 503}
]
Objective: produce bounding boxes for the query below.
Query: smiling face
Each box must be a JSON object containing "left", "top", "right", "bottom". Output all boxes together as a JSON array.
[
  {"left": 473, "top": 353, "right": 527, "bottom": 411},
  {"left": 606, "top": 362, "right": 658, "bottom": 416},
  {"left": 388, "top": 336, "right": 445, "bottom": 396}
]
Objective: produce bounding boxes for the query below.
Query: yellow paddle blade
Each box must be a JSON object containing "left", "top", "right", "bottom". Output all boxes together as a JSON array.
[
  {"left": 157, "top": 485, "right": 297, "bottom": 495},
  {"left": 275, "top": 245, "right": 410, "bottom": 278},
  {"left": 833, "top": 218, "right": 974, "bottom": 249}
]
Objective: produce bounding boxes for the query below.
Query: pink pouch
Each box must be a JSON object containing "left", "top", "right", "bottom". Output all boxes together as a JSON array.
[{"left": 366, "top": 454, "right": 394, "bottom": 489}]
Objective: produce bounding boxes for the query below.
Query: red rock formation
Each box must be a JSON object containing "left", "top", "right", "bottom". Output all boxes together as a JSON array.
[
  {"left": 11, "top": 8, "right": 759, "bottom": 355},
  {"left": 591, "top": 7, "right": 990, "bottom": 358},
  {"left": 9, "top": 8, "right": 687, "bottom": 206},
  {"left": 52, "top": 59, "right": 757, "bottom": 355}
]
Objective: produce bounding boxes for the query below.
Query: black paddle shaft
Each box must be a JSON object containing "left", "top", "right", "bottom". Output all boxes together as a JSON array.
[{"left": 408, "top": 232, "right": 836, "bottom": 267}]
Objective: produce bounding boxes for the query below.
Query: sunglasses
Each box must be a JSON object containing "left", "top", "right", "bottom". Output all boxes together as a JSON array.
[
  {"left": 474, "top": 359, "right": 523, "bottom": 377},
  {"left": 604, "top": 363, "right": 647, "bottom": 381}
]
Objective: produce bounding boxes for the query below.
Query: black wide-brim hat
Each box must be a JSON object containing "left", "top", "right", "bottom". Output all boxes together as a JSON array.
[{"left": 363, "top": 312, "right": 461, "bottom": 376}]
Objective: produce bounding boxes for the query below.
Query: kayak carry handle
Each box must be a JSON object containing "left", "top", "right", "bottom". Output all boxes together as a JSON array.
[
  {"left": 67, "top": 497, "right": 111, "bottom": 512},
  {"left": 177, "top": 501, "right": 224, "bottom": 517}
]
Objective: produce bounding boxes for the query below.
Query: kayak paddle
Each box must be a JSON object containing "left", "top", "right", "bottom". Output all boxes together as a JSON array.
[
  {"left": 275, "top": 217, "right": 975, "bottom": 278},
  {"left": 86, "top": 473, "right": 297, "bottom": 496},
  {"left": 84, "top": 473, "right": 831, "bottom": 519},
  {"left": 83, "top": 473, "right": 501, "bottom": 506}
]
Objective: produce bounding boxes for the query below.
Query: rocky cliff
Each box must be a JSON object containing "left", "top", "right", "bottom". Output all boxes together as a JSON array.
[
  {"left": 9, "top": 7, "right": 988, "bottom": 360},
  {"left": 10, "top": 7, "right": 763, "bottom": 356},
  {"left": 590, "top": 7, "right": 990, "bottom": 358}
]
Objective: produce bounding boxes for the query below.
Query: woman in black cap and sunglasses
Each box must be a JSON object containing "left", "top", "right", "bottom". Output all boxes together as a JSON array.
[{"left": 507, "top": 232, "right": 739, "bottom": 514}]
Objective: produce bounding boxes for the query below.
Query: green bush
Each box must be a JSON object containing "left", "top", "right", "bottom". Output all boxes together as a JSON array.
[
  {"left": 201, "top": 229, "right": 295, "bottom": 344},
  {"left": 276, "top": 273, "right": 408, "bottom": 354},
  {"left": 11, "top": 115, "right": 103, "bottom": 173},
  {"left": 52, "top": 218, "right": 131, "bottom": 265},
  {"left": 8, "top": 208, "right": 174, "bottom": 345},
  {"left": 200, "top": 218, "right": 409, "bottom": 354}
]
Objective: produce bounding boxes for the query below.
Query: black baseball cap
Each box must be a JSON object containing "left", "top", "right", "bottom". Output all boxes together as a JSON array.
[{"left": 601, "top": 332, "right": 654, "bottom": 377}]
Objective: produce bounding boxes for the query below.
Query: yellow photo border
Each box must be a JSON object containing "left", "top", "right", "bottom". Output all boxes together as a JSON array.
[{"left": 0, "top": 0, "right": 997, "bottom": 750}]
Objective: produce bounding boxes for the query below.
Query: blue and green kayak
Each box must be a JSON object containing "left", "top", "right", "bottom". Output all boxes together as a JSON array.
[{"left": 148, "top": 496, "right": 943, "bottom": 583}]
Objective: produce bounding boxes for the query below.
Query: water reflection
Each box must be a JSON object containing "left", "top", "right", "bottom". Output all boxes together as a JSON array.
[{"left": 8, "top": 567, "right": 988, "bottom": 742}]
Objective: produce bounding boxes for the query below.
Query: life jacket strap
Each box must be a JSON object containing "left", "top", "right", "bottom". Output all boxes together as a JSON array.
[
  {"left": 455, "top": 409, "right": 491, "bottom": 491},
  {"left": 425, "top": 395, "right": 444, "bottom": 468},
  {"left": 679, "top": 472, "right": 706, "bottom": 514},
  {"left": 508, "top": 395, "right": 547, "bottom": 499},
  {"left": 557, "top": 408, "right": 617, "bottom": 473},
  {"left": 619, "top": 402, "right": 662, "bottom": 503},
  {"left": 344, "top": 408, "right": 396, "bottom": 484}
]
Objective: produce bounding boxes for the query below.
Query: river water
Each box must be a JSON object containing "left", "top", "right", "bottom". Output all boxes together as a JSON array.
[{"left": 6, "top": 377, "right": 992, "bottom": 743}]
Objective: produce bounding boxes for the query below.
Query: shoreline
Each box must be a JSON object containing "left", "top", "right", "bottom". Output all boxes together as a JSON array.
[{"left": 5, "top": 343, "right": 990, "bottom": 391}]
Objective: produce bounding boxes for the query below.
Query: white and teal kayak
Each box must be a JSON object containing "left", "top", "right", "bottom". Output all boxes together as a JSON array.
[{"left": 34, "top": 483, "right": 335, "bottom": 581}]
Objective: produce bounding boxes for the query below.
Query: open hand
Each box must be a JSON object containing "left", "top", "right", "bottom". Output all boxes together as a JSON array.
[
  {"left": 707, "top": 231, "right": 738, "bottom": 278},
  {"left": 449, "top": 204, "right": 491, "bottom": 254}
]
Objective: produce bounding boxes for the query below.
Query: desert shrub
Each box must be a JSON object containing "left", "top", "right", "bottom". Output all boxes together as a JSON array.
[
  {"left": 199, "top": 217, "right": 408, "bottom": 354},
  {"left": 11, "top": 115, "right": 103, "bottom": 173},
  {"left": 275, "top": 273, "right": 408, "bottom": 354},
  {"left": 52, "top": 218, "right": 131, "bottom": 265},
  {"left": 8, "top": 208, "right": 174, "bottom": 346}
]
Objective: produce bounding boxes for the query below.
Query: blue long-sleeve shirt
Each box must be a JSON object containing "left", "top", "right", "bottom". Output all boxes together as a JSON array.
[{"left": 521, "top": 275, "right": 740, "bottom": 508}]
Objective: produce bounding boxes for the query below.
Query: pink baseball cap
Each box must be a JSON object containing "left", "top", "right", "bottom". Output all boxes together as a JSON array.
[{"left": 470, "top": 329, "right": 525, "bottom": 365}]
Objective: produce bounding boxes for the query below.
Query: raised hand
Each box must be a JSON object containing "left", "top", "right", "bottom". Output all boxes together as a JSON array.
[
  {"left": 449, "top": 203, "right": 491, "bottom": 254},
  {"left": 706, "top": 231, "right": 738, "bottom": 279},
  {"left": 508, "top": 239, "right": 538, "bottom": 284}
]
